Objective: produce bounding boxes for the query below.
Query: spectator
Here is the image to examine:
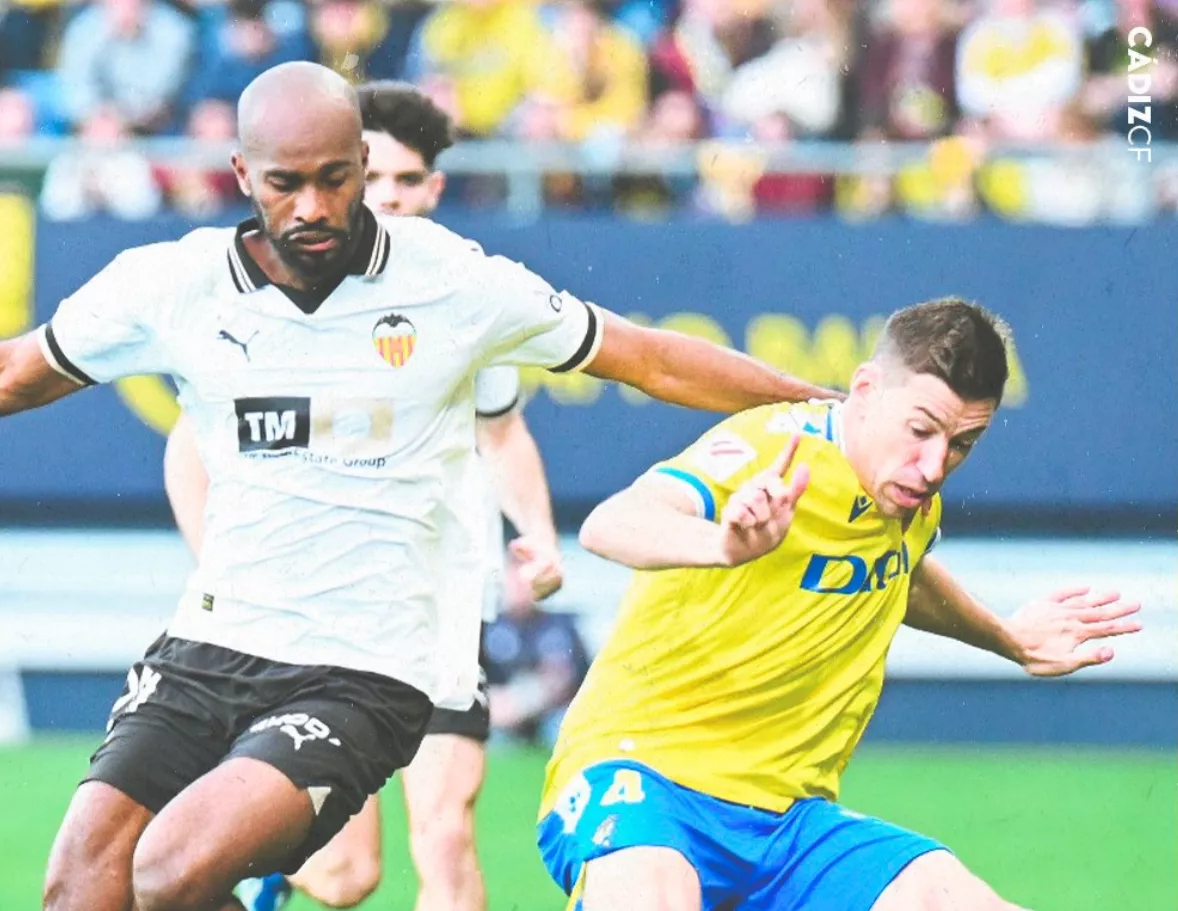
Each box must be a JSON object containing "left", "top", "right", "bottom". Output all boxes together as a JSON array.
[
  {"left": 414, "top": 0, "right": 560, "bottom": 137},
  {"left": 613, "top": 88, "right": 707, "bottom": 217},
  {"left": 310, "top": 0, "right": 410, "bottom": 83},
  {"left": 484, "top": 550, "right": 590, "bottom": 749},
  {"left": 720, "top": 0, "right": 851, "bottom": 138},
  {"left": 155, "top": 99, "right": 243, "bottom": 217},
  {"left": 55, "top": 0, "right": 196, "bottom": 134},
  {"left": 39, "top": 104, "right": 162, "bottom": 220},
  {"left": 956, "top": 0, "right": 1084, "bottom": 141},
  {"left": 856, "top": 0, "right": 960, "bottom": 141},
  {"left": 648, "top": 0, "right": 777, "bottom": 106},
  {"left": 747, "top": 112, "right": 835, "bottom": 216},
  {"left": 1083, "top": 0, "right": 1178, "bottom": 141},
  {"left": 185, "top": 0, "right": 313, "bottom": 107},
  {"left": 538, "top": 0, "right": 649, "bottom": 143}
]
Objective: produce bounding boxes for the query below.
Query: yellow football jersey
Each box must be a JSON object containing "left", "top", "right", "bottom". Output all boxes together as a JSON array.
[{"left": 540, "top": 400, "right": 941, "bottom": 817}]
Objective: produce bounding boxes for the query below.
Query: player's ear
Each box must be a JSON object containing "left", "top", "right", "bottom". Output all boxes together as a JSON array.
[
  {"left": 849, "top": 362, "right": 880, "bottom": 399},
  {"left": 428, "top": 170, "right": 446, "bottom": 205},
  {"left": 360, "top": 138, "right": 369, "bottom": 171},
  {"left": 230, "top": 152, "right": 252, "bottom": 198}
]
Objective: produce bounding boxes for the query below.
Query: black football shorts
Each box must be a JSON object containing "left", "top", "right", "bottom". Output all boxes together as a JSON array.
[
  {"left": 424, "top": 666, "right": 490, "bottom": 743},
  {"left": 85, "top": 633, "right": 432, "bottom": 872}
]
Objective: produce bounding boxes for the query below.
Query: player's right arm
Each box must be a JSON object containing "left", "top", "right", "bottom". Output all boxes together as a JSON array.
[
  {"left": 163, "top": 413, "right": 208, "bottom": 554},
  {"left": 0, "top": 332, "right": 85, "bottom": 415},
  {"left": 3, "top": 248, "right": 170, "bottom": 416},
  {"left": 579, "top": 424, "right": 810, "bottom": 571}
]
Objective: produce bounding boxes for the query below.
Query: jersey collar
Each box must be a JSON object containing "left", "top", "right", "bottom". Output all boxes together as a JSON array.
[
  {"left": 226, "top": 205, "right": 391, "bottom": 297},
  {"left": 828, "top": 400, "right": 847, "bottom": 454}
]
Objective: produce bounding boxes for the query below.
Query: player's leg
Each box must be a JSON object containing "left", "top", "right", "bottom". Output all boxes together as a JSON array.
[
  {"left": 133, "top": 663, "right": 431, "bottom": 911},
  {"left": 43, "top": 782, "right": 154, "bottom": 911},
  {"left": 131, "top": 756, "right": 317, "bottom": 911},
  {"left": 750, "top": 799, "right": 1031, "bottom": 911},
  {"left": 538, "top": 761, "right": 750, "bottom": 911},
  {"left": 401, "top": 715, "right": 488, "bottom": 911},
  {"left": 580, "top": 847, "right": 702, "bottom": 911},
  {"left": 870, "top": 850, "right": 1031, "bottom": 911},
  {"left": 43, "top": 636, "right": 230, "bottom": 911},
  {"left": 287, "top": 795, "right": 383, "bottom": 908}
]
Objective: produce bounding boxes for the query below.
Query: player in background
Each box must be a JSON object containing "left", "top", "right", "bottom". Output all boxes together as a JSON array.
[
  {"left": 164, "top": 82, "right": 562, "bottom": 911},
  {"left": 0, "top": 62, "right": 839, "bottom": 911},
  {"left": 538, "top": 298, "right": 1143, "bottom": 911}
]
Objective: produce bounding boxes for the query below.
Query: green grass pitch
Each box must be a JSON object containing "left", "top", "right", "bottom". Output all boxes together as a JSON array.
[{"left": 1, "top": 738, "right": 1173, "bottom": 910}]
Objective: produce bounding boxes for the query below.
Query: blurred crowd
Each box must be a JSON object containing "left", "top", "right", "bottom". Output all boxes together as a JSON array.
[{"left": 1, "top": 0, "right": 1176, "bottom": 222}]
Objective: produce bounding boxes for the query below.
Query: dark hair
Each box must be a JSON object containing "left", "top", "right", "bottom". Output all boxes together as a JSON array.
[
  {"left": 875, "top": 297, "right": 1011, "bottom": 404},
  {"left": 355, "top": 81, "right": 455, "bottom": 169}
]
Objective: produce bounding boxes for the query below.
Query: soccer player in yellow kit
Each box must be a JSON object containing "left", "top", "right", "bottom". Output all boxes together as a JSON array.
[{"left": 537, "top": 298, "right": 1142, "bottom": 911}]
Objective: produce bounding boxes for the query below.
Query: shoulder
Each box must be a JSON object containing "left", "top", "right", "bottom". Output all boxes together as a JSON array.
[
  {"left": 380, "top": 216, "right": 485, "bottom": 261},
  {"left": 87, "top": 227, "right": 233, "bottom": 310}
]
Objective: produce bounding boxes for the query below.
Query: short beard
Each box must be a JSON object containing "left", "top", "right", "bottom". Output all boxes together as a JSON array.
[{"left": 251, "top": 193, "right": 365, "bottom": 285}]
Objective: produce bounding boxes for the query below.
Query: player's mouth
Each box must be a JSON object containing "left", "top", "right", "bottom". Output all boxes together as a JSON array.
[
  {"left": 891, "top": 483, "right": 928, "bottom": 509},
  {"left": 288, "top": 232, "right": 341, "bottom": 254}
]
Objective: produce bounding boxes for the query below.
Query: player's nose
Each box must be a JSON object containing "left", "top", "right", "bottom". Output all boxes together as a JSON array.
[
  {"left": 916, "top": 438, "right": 948, "bottom": 487},
  {"left": 293, "top": 185, "right": 330, "bottom": 224}
]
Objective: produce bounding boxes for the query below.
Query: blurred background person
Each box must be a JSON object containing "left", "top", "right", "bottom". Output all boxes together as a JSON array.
[
  {"left": 54, "top": 0, "right": 196, "bottom": 135},
  {"left": 485, "top": 549, "right": 590, "bottom": 750},
  {"left": 38, "top": 104, "right": 162, "bottom": 220}
]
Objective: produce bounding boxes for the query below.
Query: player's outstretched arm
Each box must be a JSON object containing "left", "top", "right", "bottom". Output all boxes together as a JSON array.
[
  {"left": 584, "top": 311, "right": 841, "bottom": 413},
  {"left": 0, "top": 332, "right": 87, "bottom": 416},
  {"left": 477, "top": 409, "right": 563, "bottom": 600},
  {"left": 580, "top": 436, "right": 809, "bottom": 570},
  {"left": 907, "top": 556, "right": 1143, "bottom": 677},
  {"left": 163, "top": 413, "right": 210, "bottom": 555}
]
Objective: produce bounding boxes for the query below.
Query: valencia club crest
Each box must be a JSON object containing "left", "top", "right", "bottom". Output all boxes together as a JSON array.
[{"left": 373, "top": 313, "right": 417, "bottom": 368}]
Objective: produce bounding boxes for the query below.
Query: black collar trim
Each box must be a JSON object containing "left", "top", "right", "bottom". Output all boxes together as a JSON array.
[{"left": 226, "top": 206, "right": 390, "bottom": 296}]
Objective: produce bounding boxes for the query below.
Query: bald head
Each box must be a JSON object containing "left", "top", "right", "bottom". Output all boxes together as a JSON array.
[
  {"left": 230, "top": 62, "right": 369, "bottom": 288},
  {"left": 238, "top": 62, "right": 362, "bottom": 160}
]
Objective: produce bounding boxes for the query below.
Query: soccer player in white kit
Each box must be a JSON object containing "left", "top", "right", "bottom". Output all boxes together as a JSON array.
[
  {"left": 0, "top": 63, "right": 835, "bottom": 911},
  {"left": 164, "top": 82, "right": 565, "bottom": 911}
]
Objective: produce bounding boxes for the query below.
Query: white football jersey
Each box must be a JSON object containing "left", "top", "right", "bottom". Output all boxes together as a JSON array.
[
  {"left": 473, "top": 366, "right": 522, "bottom": 622},
  {"left": 38, "top": 210, "right": 602, "bottom": 706}
]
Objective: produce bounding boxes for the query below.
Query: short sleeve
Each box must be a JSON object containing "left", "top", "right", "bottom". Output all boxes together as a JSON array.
[
  {"left": 646, "top": 406, "right": 785, "bottom": 522},
  {"left": 37, "top": 248, "right": 169, "bottom": 385},
  {"left": 475, "top": 253, "right": 604, "bottom": 374},
  {"left": 474, "top": 366, "right": 522, "bottom": 418}
]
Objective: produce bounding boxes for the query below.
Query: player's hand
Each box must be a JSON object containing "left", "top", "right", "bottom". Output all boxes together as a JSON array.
[
  {"left": 717, "top": 435, "right": 809, "bottom": 567},
  {"left": 509, "top": 535, "right": 564, "bottom": 601},
  {"left": 1008, "top": 586, "right": 1142, "bottom": 677}
]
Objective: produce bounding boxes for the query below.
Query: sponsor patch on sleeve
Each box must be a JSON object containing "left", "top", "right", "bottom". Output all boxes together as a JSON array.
[{"left": 689, "top": 431, "right": 757, "bottom": 482}]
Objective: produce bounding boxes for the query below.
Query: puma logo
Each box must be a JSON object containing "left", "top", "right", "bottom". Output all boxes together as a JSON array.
[{"left": 217, "top": 329, "right": 259, "bottom": 361}]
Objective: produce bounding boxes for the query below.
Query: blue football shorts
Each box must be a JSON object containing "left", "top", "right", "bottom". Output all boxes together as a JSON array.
[{"left": 537, "top": 759, "right": 947, "bottom": 911}]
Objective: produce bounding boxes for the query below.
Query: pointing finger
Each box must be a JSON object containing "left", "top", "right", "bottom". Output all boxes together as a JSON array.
[{"left": 769, "top": 434, "right": 802, "bottom": 478}]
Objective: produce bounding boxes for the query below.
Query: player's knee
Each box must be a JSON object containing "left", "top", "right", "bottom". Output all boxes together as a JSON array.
[
  {"left": 131, "top": 840, "right": 211, "bottom": 911},
  {"left": 298, "top": 853, "right": 382, "bottom": 908}
]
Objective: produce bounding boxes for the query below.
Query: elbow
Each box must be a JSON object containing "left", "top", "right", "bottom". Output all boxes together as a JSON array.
[{"left": 577, "top": 504, "right": 614, "bottom": 558}]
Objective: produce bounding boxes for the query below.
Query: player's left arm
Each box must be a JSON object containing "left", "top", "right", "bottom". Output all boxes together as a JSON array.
[
  {"left": 476, "top": 407, "right": 563, "bottom": 600},
  {"left": 906, "top": 556, "right": 1143, "bottom": 677},
  {"left": 470, "top": 246, "right": 840, "bottom": 412},
  {"left": 583, "top": 309, "right": 840, "bottom": 412},
  {"left": 0, "top": 332, "right": 86, "bottom": 416}
]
